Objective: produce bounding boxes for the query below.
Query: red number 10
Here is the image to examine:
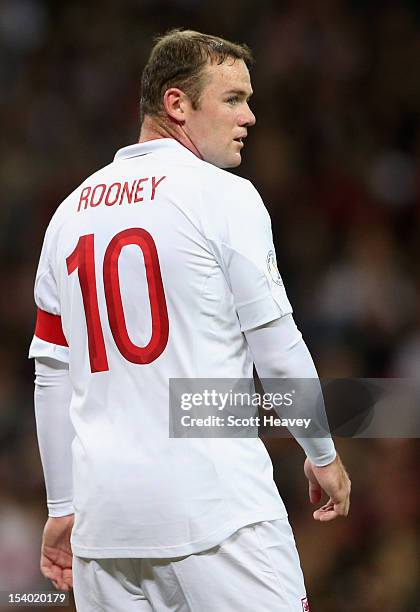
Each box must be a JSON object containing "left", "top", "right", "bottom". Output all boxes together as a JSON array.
[{"left": 67, "top": 228, "right": 169, "bottom": 373}]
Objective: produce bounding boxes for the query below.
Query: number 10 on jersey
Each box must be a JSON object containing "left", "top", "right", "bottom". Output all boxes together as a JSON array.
[{"left": 67, "top": 228, "right": 169, "bottom": 373}]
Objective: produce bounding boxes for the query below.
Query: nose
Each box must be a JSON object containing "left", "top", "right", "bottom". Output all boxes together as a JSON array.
[{"left": 240, "top": 103, "right": 256, "bottom": 127}]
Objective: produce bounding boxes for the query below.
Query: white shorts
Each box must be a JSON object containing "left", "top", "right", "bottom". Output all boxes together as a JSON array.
[{"left": 73, "top": 519, "right": 308, "bottom": 611}]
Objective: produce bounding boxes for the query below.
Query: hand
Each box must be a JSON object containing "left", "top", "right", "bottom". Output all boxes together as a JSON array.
[
  {"left": 40, "top": 515, "right": 74, "bottom": 591},
  {"left": 304, "top": 455, "right": 351, "bottom": 522}
]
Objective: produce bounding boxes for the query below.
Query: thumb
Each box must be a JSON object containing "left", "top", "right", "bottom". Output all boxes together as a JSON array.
[
  {"left": 309, "top": 479, "right": 322, "bottom": 504},
  {"left": 305, "top": 461, "right": 322, "bottom": 504}
]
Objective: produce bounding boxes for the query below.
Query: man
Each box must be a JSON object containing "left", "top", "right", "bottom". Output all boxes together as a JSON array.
[{"left": 30, "top": 29, "right": 350, "bottom": 611}]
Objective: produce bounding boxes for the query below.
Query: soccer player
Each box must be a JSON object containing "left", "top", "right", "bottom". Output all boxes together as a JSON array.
[{"left": 30, "top": 29, "right": 351, "bottom": 611}]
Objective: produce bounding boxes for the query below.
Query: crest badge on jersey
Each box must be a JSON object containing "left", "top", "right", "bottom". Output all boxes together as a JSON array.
[
  {"left": 301, "top": 596, "right": 310, "bottom": 611},
  {"left": 266, "top": 250, "right": 283, "bottom": 286}
]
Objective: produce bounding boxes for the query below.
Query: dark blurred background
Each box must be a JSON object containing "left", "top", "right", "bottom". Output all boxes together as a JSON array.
[{"left": 1, "top": 0, "right": 419, "bottom": 610}]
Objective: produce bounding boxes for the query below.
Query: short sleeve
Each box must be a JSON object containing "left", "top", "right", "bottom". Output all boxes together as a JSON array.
[
  {"left": 29, "top": 228, "right": 70, "bottom": 364},
  {"left": 203, "top": 179, "right": 292, "bottom": 331}
]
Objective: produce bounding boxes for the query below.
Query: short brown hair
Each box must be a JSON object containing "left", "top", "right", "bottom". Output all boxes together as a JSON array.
[{"left": 140, "top": 29, "right": 253, "bottom": 121}]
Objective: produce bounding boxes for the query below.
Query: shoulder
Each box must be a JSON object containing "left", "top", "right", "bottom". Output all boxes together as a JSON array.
[
  {"left": 200, "top": 163, "right": 270, "bottom": 226},
  {"left": 192, "top": 164, "right": 272, "bottom": 244},
  {"left": 45, "top": 163, "right": 114, "bottom": 237},
  {"left": 198, "top": 159, "right": 251, "bottom": 190},
  {"left": 195, "top": 160, "right": 265, "bottom": 209}
]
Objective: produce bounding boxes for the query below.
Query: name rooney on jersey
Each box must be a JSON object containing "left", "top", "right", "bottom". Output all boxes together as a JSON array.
[{"left": 77, "top": 176, "right": 166, "bottom": 212}]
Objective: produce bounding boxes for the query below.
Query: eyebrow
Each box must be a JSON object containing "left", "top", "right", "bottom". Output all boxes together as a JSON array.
[{"left": 224, "top": 88, "right": 253, "bottom": 100}]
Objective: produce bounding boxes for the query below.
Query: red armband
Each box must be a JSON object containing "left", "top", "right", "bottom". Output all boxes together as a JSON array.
[{"left": 35, "top": 308, "right": 68, "bottom": 347}]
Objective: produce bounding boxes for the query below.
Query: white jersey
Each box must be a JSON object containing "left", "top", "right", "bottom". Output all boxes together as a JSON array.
[{"left": 29, "top": 138, "right": 293, "bottom": 558}]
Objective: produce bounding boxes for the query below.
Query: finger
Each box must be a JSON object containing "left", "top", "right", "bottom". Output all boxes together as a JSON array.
[
  {"left": 49, "top": 565, "right": 68, "bottom": 589},
  {"left": 63, "top": 568, "right": 73, "bottom": 589},
  {"left": 40, "top": 557, "right": 53, "bottom": 575},
  {"left": 313, "top": 509, "right": 339, "bottom": 522},
  {"left": 41, "top": 567, "right": 53, "bottom": 579},
  {"left": 313, "top": 497, "right": 349, "bottom": 520},
  {"left": 332, "top": 495, "right": 350, "bottom": 517},
  {"left": 52, "top": 574, "right": 69, "bottom": 592},
  {"left": 313, "top": 497, "right": 333, "bottom": 520},
  {"left": 319, "top": 498, "right": 334, "bottom": 511},
  {"left": 43, "top": 566, "right": 60, "bottom": 582}
]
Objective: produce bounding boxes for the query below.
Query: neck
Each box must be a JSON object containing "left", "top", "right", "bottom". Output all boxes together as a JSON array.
[{"left": 139, "top": 115, "right": 203, "bottom": 160}]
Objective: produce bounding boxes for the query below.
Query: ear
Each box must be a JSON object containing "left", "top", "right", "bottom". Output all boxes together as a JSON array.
[{"left": 163, "top": 88, "right": 188, "bottom": 123}]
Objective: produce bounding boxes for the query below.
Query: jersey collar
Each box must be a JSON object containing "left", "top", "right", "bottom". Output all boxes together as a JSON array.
[{"left": 114, "top": 138, "right": 197, "bottom": 161}]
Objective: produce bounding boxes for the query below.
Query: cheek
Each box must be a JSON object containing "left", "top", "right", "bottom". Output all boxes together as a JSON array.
[
  {"left": 198, "top": 118, "right": 217, "bottom": 140},
  {"left": 215, "top": 112, "right": 236, "bottom": 139}
]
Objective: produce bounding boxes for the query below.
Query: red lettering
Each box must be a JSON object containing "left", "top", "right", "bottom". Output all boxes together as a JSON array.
[
  {"left": 105, "top": 182, "right": 122, "bottom": 206},
  {"left": 67, "top": 235, "right": 109, "bottom": 372},
  {"left": 91, "top": 184, "right": 106, "bottom": 207},
  {"left": 119, "top": 180, "right": 136, "bottom": 205},
  {"left": 103, "top": 228, "right": 169, "bottom": 364},
  {"left": 78, "top": 187, "right": 91, "bottom": 212},
  {"left": 151, "top": 176, "right": 166, "bottom": 200},
  {"left": 78, "top": 177, "right": 167, "bottom": 211},
  {"left": 134, "top": 178, "right": 149, "bottom": 203}
]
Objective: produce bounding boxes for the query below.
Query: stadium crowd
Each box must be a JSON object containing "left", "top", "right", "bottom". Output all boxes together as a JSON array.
[{"left": 1, "top": 0, "right": 419, "bottom": 610}]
